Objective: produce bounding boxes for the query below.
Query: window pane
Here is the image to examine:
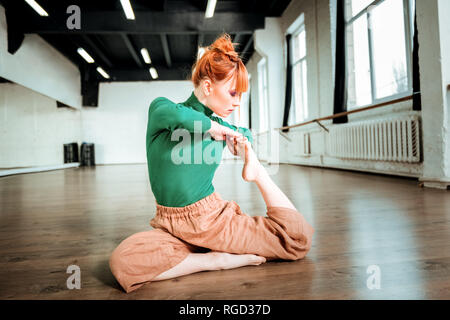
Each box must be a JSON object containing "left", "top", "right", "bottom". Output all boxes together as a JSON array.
[
  {"left": 264, "top": 87, "right": 269, "bottom": 130},
  {"left": 260, "top": 87, "right": 266, "bottom": 131},
  {"left": 262, "top": 62, "right": 267, "bottom": 88},
  {"left": 288, "top": 89, "right": 296, "bottom": 126},
  {"left": 293, "top": 61, "right": 308, "bottom": 123},
  {"left": 298, "top": 29, "right": 306, "bottom": 59},
  {"left": 347, "top": 15, "right": 372, "bottom": 108},
  {"left": 302, "top": 60, "right": 308, "bottom": 120},
  {"left": 293, "top": 34, "right": 300, "bottom": 62},
  {"left": 371, "top": 0, "right": 408, "bottom": 98},
  {"left": 258, "top": 59, "right": 268, "bottom": 131},
  {"left": 262, "top": 94, "right": 266, "bottom": 131},
  {"left": 293, "top": 63, "right": 303, "bottom": 122},
  {"left": 347, "top": 0, "right": 374, "bottom": 18},
  {"left": 292, "top": 29, "right": 306, "bottom": 63}
]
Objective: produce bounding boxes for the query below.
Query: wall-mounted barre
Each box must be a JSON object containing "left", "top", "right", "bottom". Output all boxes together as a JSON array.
[{"left": 275, "top": 94, "right": 414, "bottom": 131}]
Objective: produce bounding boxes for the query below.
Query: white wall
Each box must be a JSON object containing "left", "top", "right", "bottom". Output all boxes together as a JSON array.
[
  {"left": 81, "top": 81, "right": 194, "bottom": 164},
  {"left": 81, "top": 81, "right": 248, "bottom": 164},
  {"left": 0, "top": 83, "right": 81, "bottom": 168},
  {"left": 0, "top": 5, "right": 81, "bottom": 109}
]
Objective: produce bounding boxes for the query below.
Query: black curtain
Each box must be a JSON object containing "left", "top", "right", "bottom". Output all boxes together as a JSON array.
[
  {"left": 333, "top": 0, "right": 348, "bottom": 124},
  {"left": 282, "top": 34, "right": 293, "bottom": 132},
  {"left": 5, "top": 5, "right": 25, "bottom": 54},
  {"left": 412, "top": 5, "right": 421, "bottom": 111}
]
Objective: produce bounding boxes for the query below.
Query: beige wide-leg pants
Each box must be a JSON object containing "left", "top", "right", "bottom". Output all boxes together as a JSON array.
[{"left": 109, "top": 192, "right": 315, "bottom": 293}]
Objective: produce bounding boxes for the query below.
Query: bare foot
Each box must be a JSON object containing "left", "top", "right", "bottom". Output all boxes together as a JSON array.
[
  {"left": 206, "top": 251, "right": 266, "bottom": 271},
  {"left": 238, "top": 141, "right": 263, "bottom": 182}
]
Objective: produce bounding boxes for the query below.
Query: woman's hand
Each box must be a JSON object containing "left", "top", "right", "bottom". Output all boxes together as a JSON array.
[
  {"left": 208, "top": 120, "right": 243, "bottom": 142},
  {"left": 226, "top": 135, "right": 248, "bottom": 157}
]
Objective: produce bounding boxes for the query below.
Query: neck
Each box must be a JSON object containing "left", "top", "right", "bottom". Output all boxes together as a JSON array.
[{"left": 193, "top": 87, "right": 208, "bottom": 106}]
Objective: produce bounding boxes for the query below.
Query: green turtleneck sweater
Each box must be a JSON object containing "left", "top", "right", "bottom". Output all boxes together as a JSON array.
[{"left": 146, "top": 91, "right": 253, "bottom": 207}]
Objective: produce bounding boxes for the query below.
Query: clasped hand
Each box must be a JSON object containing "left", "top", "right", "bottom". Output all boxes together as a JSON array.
[{"left": 207, "top": 120, "right": 248, "bottom": 156}]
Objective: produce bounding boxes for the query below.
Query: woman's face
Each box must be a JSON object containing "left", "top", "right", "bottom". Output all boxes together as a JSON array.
[{"left": 205, "top": 76, "right": 242, "bottom": 118}]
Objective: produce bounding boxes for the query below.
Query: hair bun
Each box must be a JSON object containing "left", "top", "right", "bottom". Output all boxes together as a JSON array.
[
  {"left": 191, "top": 32, "right": 248, "bottom": 93},
  {"left": 208, "top": 34, "right": 240, "bottom": 62}
]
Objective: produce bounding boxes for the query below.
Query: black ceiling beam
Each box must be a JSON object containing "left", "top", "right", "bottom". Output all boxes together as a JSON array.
[
  {"left": 2, "top": 5, "right": 24, "bottom": 54},
  {"left": 21, "top": 12, "right": 264, "bottom": 34},
  {"left": 120, "top": 34, "right": 143, "bottom": 68},
  {"left": 160, "top": 34, "right": 172, "bottom": 68},
  {"left": 80, "top": 64, "right": 100, "bottom": 106},
  {"left": 80, "top": 35, "right": 113, "bottom": 68},
  {"left": 103, "top": 64, "right": 192, "bottom": 82},
  {"left": 241, "top": 35, "right": 254, "bottom": 61},
  {"left": 268, "top": 0, "right": 278, "bottom": 13},
  {"left": 252, "top": 0, "right": 258, "bottom": 11}
]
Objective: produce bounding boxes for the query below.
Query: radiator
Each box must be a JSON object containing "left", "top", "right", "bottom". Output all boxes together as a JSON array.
[{"left": 326, "top": 115, "right": 421, "bottom": 163}]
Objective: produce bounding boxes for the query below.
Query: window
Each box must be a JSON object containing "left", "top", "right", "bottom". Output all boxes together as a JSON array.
[
  {"left": 345, "top": 0, "right": 415, "bottom": 109},
  {"left": 258, "top": 58, "right": 269, "bottom": 132},
  {"left": 289, "top": 25, "right": 308, "bottom": 125}
]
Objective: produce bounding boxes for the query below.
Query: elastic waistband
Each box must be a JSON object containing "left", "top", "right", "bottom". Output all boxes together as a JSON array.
[{"left": 156, "top": 192, "right": 225, "bottom": 217}]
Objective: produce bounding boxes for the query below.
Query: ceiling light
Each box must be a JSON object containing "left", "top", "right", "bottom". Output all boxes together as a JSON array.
[
  {"left": 149, "top": 67, "right": 158, "bottom": 79},
  {"left": 140, "top": 48, "right": 151, "bottom": 64},
  {"left": 77, "top": 48, "right": 95, "bottom": 63},
  {"left": 24, "top": 0, "right": 49, "bottom": 16},
  {"left": 120, "top": 0, "right": 135, "bottom": 20},
  {"left": 205, "top": 0, "right": 217, "bottom": 19},
  {"left": 96, "top": 67, "right": 110, "bottom": 79}
]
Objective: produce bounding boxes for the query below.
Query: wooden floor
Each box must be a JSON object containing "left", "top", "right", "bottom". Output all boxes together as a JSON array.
[{"left": 0, "top": 162, "right": 449, "bottom": 300}]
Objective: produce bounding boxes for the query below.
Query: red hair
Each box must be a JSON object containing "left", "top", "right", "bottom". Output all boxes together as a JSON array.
[{"left": 191, "top": 33, "right": 249, "bottom": 94}]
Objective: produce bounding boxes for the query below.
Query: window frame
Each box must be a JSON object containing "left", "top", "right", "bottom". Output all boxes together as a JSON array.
[
  {"left": 345, "top": 0, "right": 415, "bottom": 110},
  {"left": 257, "top": 57, "right": 269, "bottom": 133},
  {"left": 289, "top": 24, "right": 309, "bottom": 125}
]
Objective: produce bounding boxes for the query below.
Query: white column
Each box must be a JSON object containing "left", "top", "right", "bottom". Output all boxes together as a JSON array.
[
  {"left": 254, "top": 17, "right": 285, "bottom": 165},
  {"left": 416, "top": 0, "right": 450, "bottom": 189}
]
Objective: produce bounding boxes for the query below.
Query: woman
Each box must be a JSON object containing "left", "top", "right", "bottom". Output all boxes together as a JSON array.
[{"left": 109, "top": 34, "right": 315, "bottom": 293}]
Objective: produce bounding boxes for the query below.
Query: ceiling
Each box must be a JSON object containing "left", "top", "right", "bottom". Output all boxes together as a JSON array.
[{"left": 1, "top": 0, "right": 291, "bottom": 83}]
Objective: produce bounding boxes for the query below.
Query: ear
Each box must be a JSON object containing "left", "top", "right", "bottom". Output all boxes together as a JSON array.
[{"left": 203, "top": 78, "right": 212, "bottom": 96}]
